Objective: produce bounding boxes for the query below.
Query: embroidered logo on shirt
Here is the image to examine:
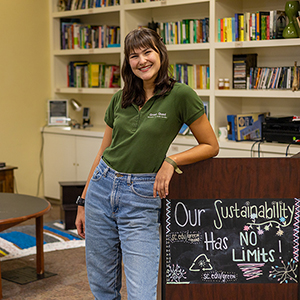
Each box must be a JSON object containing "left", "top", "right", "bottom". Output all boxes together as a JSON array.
[{"left": 148, "top": 112, "right": 167, "bottom": 119}]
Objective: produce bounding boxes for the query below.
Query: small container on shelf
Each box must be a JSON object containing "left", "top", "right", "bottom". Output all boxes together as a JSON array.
[
  {"left": 224, "top": 78, "right": 230, "bottom": 89},
  {"left": 218, "top": 78, "right": 224, "bottom": 89}
]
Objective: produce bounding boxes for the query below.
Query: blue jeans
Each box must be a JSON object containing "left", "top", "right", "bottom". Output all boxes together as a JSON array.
[{"left": 85, "top": 159, "right": 161, "bottom": 300}]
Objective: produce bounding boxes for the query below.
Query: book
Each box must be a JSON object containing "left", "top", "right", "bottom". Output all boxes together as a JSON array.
[
  {"left": 109, "top": 65, "right": 121, "bottom": 88},
  {"left": 239, "top": 14, "right": 244, "bottom": 41},
  {"left": 258, "top": 11, "right": 270, "bottom": 40},
  {"left": 220, "top": 18, "right": 224, "bottom": 42},
  {"left": 68, "top": 61, "right": 88, "bottom": 87},
  {"left": 179, "top": 124, "right": 189, "bottom": 135},
  {"left": 227, "top": 18, "right": 232, "bottom": 42},
  {"left": 217, "top": 19, "right": 221, "bottom": 42},
  {"left": 203, "top": 101, "right": 209, "bottom": 119},
  {"left": 293, "top": 15, "right": 300, "bottom": 37},
  {"left": 244, "top": 12, "right": 250, "bottom": 41},
  {"left": 251, "top": 12, "right": 256, "bottom": 40},
  {"left": 275, "top": 10, "right": 286, "bottom": 39},
  {"left": 234, "top": 13, "right": 242, "bottom": 41}
]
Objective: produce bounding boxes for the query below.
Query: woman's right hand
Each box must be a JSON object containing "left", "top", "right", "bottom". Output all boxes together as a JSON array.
[{"left": 75, "top": 206, "right": 85, "bottom": 239}]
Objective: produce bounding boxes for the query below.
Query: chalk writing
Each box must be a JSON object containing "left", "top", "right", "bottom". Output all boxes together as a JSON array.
[
  {"left": 169, "top": 231, "right": 201, "bottom": 244},
  {"left": 164, "top": 198, "right": 298, "bottom": 284},
  {"left": 202, "top": 271, "right": 238, "bottom": 283},
  {"left": 213, "top": 199, "right": 294, "bottom": 230},
  {"left": 174, "top": 201, "right": 205, "bottom": 228}
]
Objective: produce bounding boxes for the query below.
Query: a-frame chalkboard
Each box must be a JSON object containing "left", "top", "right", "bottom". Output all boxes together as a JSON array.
[{"left": 162, "top": 157, "right": 300, "bottom": 300}]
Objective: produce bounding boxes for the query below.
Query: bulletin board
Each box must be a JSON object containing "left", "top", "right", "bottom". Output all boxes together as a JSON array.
[{"left": 162, "top": 157, "right": 300, "bottom": 300}]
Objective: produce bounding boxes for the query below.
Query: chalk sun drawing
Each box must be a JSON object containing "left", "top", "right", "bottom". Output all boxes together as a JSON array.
[
  {"left": 269, "top": 259, "right": 298, "bottom": 284},
  {"left": 167, "top": 264, "right": 187, "bottom": 283}
]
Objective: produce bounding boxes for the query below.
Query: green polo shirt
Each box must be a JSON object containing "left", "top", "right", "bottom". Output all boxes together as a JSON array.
[{"left": 102, "top": 82, "right": 204, "bottom": 173}]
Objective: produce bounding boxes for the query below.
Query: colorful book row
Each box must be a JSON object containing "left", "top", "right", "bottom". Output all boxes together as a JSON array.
[
  {"left": 249, "top": 66, "right": 300, "bottom": 90},
  {"left": 217, "top": 10, "right": 288, "bottom": 42},
  {"left": 170, "top": 64, "right": 210, "bottom": 90},
  {"left": 159, "top": 19, "right": 209, "bottom": 45},
  {"left": 68, "top": 61, "right": 121, "bottom": 88},
  {"left": 58, "top": 0, "right": 119, "bottom": 11},
  {"left": 61, "top": 20, "right": 120, "bottom": 49}
]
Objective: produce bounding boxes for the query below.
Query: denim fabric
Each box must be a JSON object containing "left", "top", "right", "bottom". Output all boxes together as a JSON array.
[{"left": 85, "top": 159, "right": 161, "bottom": 300}]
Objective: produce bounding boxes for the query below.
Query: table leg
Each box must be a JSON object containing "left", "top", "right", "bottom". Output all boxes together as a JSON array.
[
  {"left": 0, "top": 260, "right": 2, "bottom": 299},
  {"left": 35, "top": 216, "right": 44, "bottom": 277}
]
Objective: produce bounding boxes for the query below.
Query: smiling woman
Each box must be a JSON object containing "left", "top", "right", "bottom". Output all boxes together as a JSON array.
[
  {"left": 75, "top": 27, "right": 219, "bottom": 300},
  {"left": 128, "top": 47, "right": 161, "bottom": 93}
]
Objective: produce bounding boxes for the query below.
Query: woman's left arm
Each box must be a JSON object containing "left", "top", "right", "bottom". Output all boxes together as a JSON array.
[{"left": 153, "top": 114, "right": 219, "bottom": 199}]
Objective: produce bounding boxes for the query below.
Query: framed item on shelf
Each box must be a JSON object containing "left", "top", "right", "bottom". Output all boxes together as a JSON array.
[{"left": 48, "top": 99, "right": 69, "bottom": 126}]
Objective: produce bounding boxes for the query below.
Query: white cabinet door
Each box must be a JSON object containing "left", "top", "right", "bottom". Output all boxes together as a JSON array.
[
  {"left": 44, "top": 133, "right": 103, "bottom": 199},
  {"left": 44, "top": 133, "right": 76, "bottom": 199},
  {"left": 75, "top": 136, "right": 102, "bottom": 181}
]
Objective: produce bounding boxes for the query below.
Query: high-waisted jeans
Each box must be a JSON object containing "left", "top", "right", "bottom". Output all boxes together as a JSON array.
[{"left": 85, "top": 159, "right": 161, "bottom": 300}]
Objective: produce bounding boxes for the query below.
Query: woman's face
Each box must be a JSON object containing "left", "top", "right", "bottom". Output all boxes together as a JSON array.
[{"left": 128, "top": 46, "right": 161, "bottom": 86}]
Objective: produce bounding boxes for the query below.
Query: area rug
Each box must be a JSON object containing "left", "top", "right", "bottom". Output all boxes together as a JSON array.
[{"left": 0, "top": 222, "right": 85, "bottom": 261}]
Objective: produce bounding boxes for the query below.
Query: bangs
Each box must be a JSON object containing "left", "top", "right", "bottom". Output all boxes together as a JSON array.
[{"left": 124, "top": 29, "right": 158, "bottom": 59}]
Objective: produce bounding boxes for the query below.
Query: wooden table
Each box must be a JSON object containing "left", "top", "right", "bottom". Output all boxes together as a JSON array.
[
  {"left": 0, "top": 166, "right": 17, "bottom": 193},
  {"left": 0, "top": 193, "right": 51, "bottom": 299}
]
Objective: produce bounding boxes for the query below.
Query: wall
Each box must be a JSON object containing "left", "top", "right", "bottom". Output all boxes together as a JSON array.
[{"left": 0, "top": 0, "right": 50, "bottom": 196}]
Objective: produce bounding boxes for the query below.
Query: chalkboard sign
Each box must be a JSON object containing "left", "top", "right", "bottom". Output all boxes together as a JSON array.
[{"left": 163, "top": 198, "right": 300, "bottom": 285}]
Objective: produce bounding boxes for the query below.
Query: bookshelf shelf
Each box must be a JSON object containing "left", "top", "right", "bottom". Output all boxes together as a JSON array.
[
  {"left": 53, "top": 47, "right": 121, "bottom": 56},
  {"left": 214, "top": 89, "right": 300, "bottom": 98},
  {"left": 52, "top": 6, "right": 120, "bottom": 17},
  {"left": 218, "top": 139, "right": 300, "bottom": 157},
  {"left": 54, "top": 87, "right": 120, "bottom": 95},
  {"left": 123, "top": 0, "right": 209, "bottom": 10},
  {"left": 49, "top": 0, "right": 300, "bottom": 158},
  {"left": 214, "top": 38, "right": 300, "bottom": 49},
  {"left": 166, "top": 43, "right": 210, "bottom": 51}
]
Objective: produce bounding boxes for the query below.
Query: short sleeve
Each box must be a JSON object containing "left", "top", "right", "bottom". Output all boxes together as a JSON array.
[
  {"left": 104, "top": 90, "right": 122, "bottom": 128},
  {"left": 175, "top": 83, "right": 205, "bottom": 126}
]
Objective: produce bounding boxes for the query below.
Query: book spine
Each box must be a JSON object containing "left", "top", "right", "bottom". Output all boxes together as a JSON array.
[
  {"left": 239, "top": 14, "right": 244, "bottom": 41},
  {"left": 256, "top": 12, "right": 260, "bottom": 40},
  {"left": 220, "top": 18, "right": 224, "bottom": 42},
  {"left": 232, "top": 17, "right": 235, "bottom": 42}
]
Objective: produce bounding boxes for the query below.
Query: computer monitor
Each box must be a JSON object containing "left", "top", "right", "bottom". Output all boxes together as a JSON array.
[{"left": 48, "top": 99, "right": 69, "bottom": 126}]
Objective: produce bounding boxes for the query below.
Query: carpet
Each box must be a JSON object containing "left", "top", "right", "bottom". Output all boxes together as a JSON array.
[{"left": 0, "top": 221, "right": 85, "bottom": 261}]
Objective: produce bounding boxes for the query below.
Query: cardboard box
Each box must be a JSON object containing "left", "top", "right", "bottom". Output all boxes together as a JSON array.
[{"left": 235, "top": 112, "right": 270, "bottom": 141}]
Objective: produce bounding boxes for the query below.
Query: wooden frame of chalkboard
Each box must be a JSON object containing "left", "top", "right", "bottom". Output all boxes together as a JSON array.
[{"left": 161, "top": 157, "right": 300, "bottom": 300}]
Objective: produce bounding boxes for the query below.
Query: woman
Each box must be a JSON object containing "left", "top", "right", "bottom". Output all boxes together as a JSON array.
[{"left": 75, "top": 27, "right": 219, "bottom": 300}]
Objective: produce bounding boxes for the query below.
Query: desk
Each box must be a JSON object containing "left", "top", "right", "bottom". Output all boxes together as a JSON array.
[
  {"left": 0, "top": 193, "right": 51, "bottom": 299},
  {"left": 0, "top": 166, "right": 17, "bottom": 193}
]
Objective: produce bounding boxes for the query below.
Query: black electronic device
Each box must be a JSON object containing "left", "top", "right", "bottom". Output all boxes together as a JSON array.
[
  {"left": 82, "top": 107, "right": 91, "bottom": 128},
  {"left": 262, "top": 116, "right": 300, "bottom": 143}
]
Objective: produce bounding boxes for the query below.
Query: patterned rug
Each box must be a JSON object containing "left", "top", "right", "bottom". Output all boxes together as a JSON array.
[{"left": 0, "top": 222, "right": 85, "bottom": 261}]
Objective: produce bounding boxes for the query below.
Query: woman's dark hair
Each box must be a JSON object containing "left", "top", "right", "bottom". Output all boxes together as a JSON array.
[{"left": 121, "top": 28, "right": 175, "bottom": 108}]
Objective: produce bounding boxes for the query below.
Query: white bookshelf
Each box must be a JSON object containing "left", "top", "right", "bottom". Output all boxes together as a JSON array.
[{"left": 49, "top": 0, "right": 300, "bottom": 158}]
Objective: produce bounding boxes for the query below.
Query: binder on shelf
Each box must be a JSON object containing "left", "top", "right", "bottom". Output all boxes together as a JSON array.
[
  {"left": 232, "top": 53, "right": 257, "bottom": 89},
  {"left": 227, "top": 114, "right": 236, "bottom": 141}
]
